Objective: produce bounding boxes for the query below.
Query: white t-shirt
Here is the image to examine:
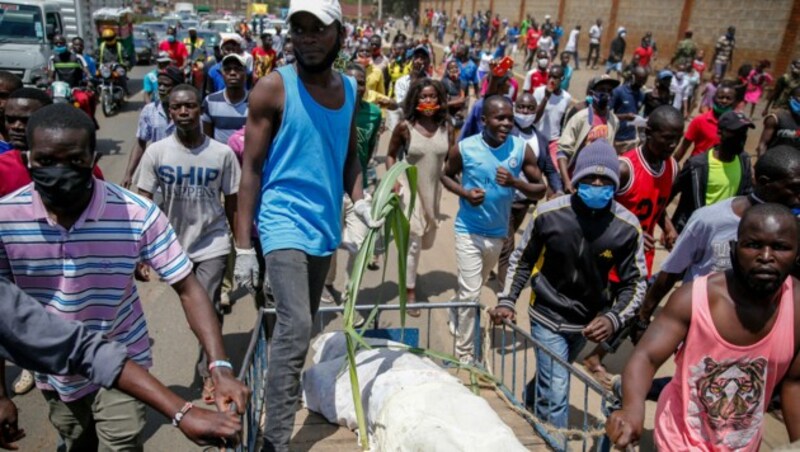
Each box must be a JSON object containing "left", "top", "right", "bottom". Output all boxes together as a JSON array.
[
  {"left": 565, "top": 29, "right": 579, "bottom": 52},
  {"left": 478, "top": 52, "right": 492, "bottom": 72},
  {"left": 670, "top": 76, "right": 692, "bottom": 110},
  {"left": 537, "top": 36, "right": 554, "bottom": 54},
  {"left": 589, "top": 25, "right": 602, "bottom": 44},
  {"left": 137, "top": 135, "right": 241, "bottom": 262},
  {"left": 533, "top": 86, "right": 573, "bottom": 141}
]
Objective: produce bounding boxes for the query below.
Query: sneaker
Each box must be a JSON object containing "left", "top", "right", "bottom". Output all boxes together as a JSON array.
[
  {"left": 12, "top": 370, "right": 34, "bottom": 395},
  {"left": 321, "top": 285, "right": 336, "bottom": 305},
  {"left": 352, "top": 309, "right": 367, "bottom": 329}
]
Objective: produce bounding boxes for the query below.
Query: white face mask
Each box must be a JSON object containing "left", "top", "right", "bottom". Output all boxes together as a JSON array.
[
  {"left": 537, "top": 58, "right": 549, "bottom": 69},
  {"left": 514, "top": 112, "right": 536, "bottom": 128}
]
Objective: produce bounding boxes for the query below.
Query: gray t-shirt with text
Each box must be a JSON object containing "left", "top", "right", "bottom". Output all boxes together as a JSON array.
[
  {"left": 138, "top": 135, "right": 241, "bottom": 262},
  {"left": 660, "top": 197, "right": 739, "bottom": 282}
]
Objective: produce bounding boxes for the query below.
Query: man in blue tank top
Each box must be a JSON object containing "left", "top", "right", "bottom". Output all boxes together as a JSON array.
[
  {"left": 442, "top": 95, "right": 547, "bottom": 363},
  {"left": 232, "top": 1, "right": 383, "bottom": 450}
]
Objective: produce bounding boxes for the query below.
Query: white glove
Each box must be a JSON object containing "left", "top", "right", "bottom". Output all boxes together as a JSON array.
[
  {"left": 631, "top": 115, "right": 647, "bottom": 128},
  {"left": 234, "top": 247, "right": 260, "bottom": 293},
  {"left": 353, "top": 198, "right": 385, "bottom": 229}
]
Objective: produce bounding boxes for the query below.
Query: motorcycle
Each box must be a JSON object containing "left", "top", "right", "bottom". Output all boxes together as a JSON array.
[
  {"left": 98, "top": 63, "right": 127, "bottom": 117},
  {"left": 44, "top": 80, "right": 99, "bottom": 129}
]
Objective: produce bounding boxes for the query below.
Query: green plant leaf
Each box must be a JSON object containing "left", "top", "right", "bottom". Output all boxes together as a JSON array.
[{"left": 342, "top": 161, "right": 417, "bottom": 450}]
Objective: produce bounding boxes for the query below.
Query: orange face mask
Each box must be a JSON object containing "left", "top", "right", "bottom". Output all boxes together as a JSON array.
[{"left": 416, "top": 102, "right": 440, "bottom": 112}]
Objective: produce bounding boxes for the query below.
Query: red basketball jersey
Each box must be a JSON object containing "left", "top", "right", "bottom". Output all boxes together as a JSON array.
[{"left": 616, "top": 147, "right": 677, "bottom": 275}]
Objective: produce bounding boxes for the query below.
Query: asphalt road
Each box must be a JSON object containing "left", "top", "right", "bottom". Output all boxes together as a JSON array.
[{"left": 5, "top": 59, "right": 791, "bottom": 451}]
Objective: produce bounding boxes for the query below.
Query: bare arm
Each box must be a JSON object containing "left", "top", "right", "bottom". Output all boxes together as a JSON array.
[
  {"left": 515, "top": 145, "right": 546, "bottom": 199},
  {"left": 756, "top": 115, "right": 777, "bottom": 158},
  {"left": 557, "top": 156, "right": 573, "bottom": 193},
  {"left": 441, "top": 142, "right": 469, "bottom": 198},
  {"left": 385, "top": 121, "right": 409, "bottom": 170},
  {"left": 534, "top": 92, "right": 548, "bottom": 123},
  {"left": 343, "top": 107, "right": 365, "bottom": 203},
  {"left": 235, "top": 73, "right": 281, "bottom": 249},
  {"left": 606, "top": 283, "right": 693, "bottom": 447},
  {"left": 638, "top": 270, "right": 683, "bottom": 321},
  {"left": 122, "top": 139, "right": 147, "bottom": 189},
  {"left": 780, "top": 290, "right": 800, "bottom": 441},
  {"left": 673, "top": 137, "right": 692, "bottom": 163}
]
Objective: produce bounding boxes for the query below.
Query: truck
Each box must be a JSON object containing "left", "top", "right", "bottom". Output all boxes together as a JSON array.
[
  {"left": 0, "top": 0, "right": 124, "bottom": 85},
  {"left": 174, "top": 2, "right": 195, "bottom": 16}
]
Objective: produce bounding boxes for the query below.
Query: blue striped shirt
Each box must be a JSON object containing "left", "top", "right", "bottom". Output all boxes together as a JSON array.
[
  {"left": 0, "top": 180, "right": 192, "bottom": 401},
  {"left": 201, "top": 89, "right": 249, "bottom": 145}
]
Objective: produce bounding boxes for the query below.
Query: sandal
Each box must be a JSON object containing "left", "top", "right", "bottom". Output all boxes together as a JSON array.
[
  {"left": 582, "top": 364, "right": 615, "bottom": 392},
  {"left": 202, "top": 378, "right": 216, "bottom": 405},
  {"left": 12, "top": 370, "right": 34, "bottom": 395},
  {"left": 406, "top": 303, "right": 421, "bottom": 318}
]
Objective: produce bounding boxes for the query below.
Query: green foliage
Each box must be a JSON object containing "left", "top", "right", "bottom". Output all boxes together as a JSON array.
[{"left": 342, "top": 161, "right": 416, "bottom": 449}]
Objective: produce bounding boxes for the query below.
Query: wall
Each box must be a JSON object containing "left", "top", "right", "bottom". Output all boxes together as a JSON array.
[
  {"left": 418, "top": 0, "right": 800, "bottom": 76},
  {"left": 686, "top": 0, "right": 792, "bottom": 74}
]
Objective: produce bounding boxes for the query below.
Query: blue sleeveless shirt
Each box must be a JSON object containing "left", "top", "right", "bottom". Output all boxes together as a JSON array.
[
  {"left": 258, "top": 65, "right": 356, "bottom": 256},
  {"left": 454, "top": 134, "right": 527, "bottom": 238}
]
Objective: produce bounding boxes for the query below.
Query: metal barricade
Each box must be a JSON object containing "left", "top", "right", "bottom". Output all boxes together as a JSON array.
[{"left": 233, "top": 302, "right": 618, "bottom": 451}]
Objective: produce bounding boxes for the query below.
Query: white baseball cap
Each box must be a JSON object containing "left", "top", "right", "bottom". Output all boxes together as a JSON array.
[
  {"left": 220, "top": 33, "right": 246, "bottom": 48},
  {"left": 288, "top": 0, "right": 342, "bottom": 26},
  {"left": 221, "top": 53, "right": 248, "bottom": 67},
  {"left": 156, "top": 51, "right": 172, "bottom": 63}
]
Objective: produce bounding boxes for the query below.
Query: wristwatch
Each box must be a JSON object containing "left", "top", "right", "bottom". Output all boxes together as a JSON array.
[{"left": 172, "top": 402, "right": 194, "bottom": 427}]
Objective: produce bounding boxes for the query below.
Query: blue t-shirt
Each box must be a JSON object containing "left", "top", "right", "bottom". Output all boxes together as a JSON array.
[
  {"left": 561, "top": 65, "right": 574, "bottom": 91},
  {"left": 143, "top": 69, "right": 158, "bottom": 101},
  {"left": 458, "top": 59, "right": 479, "bottom": 85},
  {"left": 611, "top": 83, "right": 645, "bottom": 141},
  {"left": 507, "top": 27, "right": 520, "bottom": 44},
  {"left": 82, "top": 54, "right": 97, "bottom": 77},
  {"left": 257, "top": 65, "right": 356, "bottom": 256},
  {"left": 455, "top": 134, "right": 526, "bottom": 238},
  {"left": 0, "top": 141, "right": 11, "bottom": 154}
]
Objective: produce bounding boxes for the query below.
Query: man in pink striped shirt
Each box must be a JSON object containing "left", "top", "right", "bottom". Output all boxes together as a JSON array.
[{"left": 0, "top": 104, "right": 249, "bottom": 451}]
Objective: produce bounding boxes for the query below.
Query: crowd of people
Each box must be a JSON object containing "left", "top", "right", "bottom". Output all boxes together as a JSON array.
[{"left": 0, "top": 0, "right": 799, "bottom": 450}]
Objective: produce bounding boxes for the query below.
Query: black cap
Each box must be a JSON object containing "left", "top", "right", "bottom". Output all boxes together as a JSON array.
[
  {"left": 158, "top": 66, "right": 185, "bottom": 85},
  {"left": 718, "top": 111, "right": 755, "bottom": 131}
]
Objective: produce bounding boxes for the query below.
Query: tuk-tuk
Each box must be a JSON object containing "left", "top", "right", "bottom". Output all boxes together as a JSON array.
[{"left": 93, "top": 7, "right": 136, "bottom": 68}]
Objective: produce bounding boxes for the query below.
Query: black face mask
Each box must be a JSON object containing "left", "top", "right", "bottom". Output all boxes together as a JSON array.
[
  {"left": 720, "top": 133, "right": 746, "bottom": 154},
  {"left": 29, "top": 164, "right": 94, "bottom": 208}
]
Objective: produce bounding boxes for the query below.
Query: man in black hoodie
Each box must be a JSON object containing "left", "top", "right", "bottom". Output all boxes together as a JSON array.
[{"left": 491, "top": 139, "right": 646, "bottom": 437}]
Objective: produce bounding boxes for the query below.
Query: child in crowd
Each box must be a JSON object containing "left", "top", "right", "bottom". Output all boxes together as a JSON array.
[
  {"left": 744, "top": 59, "right": 774, "bottom": 118},
  {"left": 699, "top": 73, "right": 721, "bottom": 113}
]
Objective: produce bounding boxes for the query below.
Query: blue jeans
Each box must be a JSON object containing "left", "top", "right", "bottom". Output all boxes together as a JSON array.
[{"left": 526, "top": 321, "right": 587, "bottom": 429}]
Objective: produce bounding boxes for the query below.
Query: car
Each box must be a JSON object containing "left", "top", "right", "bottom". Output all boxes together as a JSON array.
[
  {"left": 138, "top": 21, "right": 168, "bottom": 43},
  {"left": 180, "top": 19, "right": 199, "bottom": 30},
  {"left": 133, "top": 36, "right": 155, "bottom": 64},
  {"left": 201, "top": 19, "right": 234, "bottom": 34},
  {"left": 163, "top": 15, "right": 181, "bottom": 29}
]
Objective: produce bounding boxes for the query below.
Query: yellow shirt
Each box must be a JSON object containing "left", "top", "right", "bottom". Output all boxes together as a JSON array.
[
  {"left": 386, "top": 61, "right": 411, "bottom": 98},
  {"left": 365, "top": 64, "right": 385, "bottom": 96},
  {"left": 705, "top": 150, "right": 741, "bottom": 206}
]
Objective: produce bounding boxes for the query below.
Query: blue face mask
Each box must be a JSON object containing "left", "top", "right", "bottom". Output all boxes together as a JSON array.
[
  {"left": 790, "top": 98, "right": 800, "bottom": 116},
  {"left": 792, "top": 207, "right": 800, "bottom": 218},
  {"left": 167, "top": 35, "right": 176, "bottom": 43},
  {"left": 577, "top": 183, "right": 615, "bottom": 210},
  {"left": 53, "top": 45, "right": 68, "bottom": 55}
]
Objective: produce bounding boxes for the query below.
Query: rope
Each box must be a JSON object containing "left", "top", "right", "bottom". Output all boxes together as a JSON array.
[{"left": 477, "top": 307, "right": 609, "bottom": 441}]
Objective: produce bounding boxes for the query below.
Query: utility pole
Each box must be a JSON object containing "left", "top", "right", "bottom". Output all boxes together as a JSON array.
[
  {"left": 378, "top": 0, "right": 382, "bottom": 20},
  {"left": 358, "top": 0, "right": 362, "bottom": 24}
]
